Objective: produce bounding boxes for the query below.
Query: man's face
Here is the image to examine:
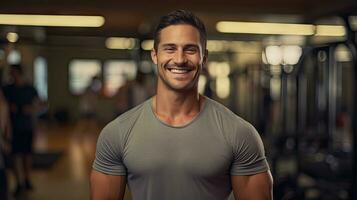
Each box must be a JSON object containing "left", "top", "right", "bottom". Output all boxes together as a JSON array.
[{"left": 151, "top": 24, "right": 207, "bottom": 92}]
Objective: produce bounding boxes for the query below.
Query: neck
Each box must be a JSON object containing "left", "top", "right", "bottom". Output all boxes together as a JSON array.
[{"left": 153, "top": 86, "right": 204, "bottom": 126}]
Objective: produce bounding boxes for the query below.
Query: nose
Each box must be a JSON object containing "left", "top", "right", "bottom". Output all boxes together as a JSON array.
[{"left": 173, "top": 49, "right": 187, "bottom": 66}]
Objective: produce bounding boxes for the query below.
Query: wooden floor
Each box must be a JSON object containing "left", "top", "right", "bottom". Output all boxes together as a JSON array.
[
  {"left": 7, "top": 120, "right": 132, "bottom": 200},
  {"left": 7, "top": 120, "right": 235, "bottom": 200}
]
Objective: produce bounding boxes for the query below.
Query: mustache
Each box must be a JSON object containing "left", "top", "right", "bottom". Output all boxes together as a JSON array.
[{"left": 164, "top": 61, "right": 195, "bottom": 70}]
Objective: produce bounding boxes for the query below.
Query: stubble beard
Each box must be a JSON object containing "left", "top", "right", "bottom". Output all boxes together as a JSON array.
[{"left": 157, "top": 60, "right": 201, "bottom": 93}]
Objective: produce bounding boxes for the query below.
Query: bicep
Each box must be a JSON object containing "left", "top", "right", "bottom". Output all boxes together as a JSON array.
[
  {"left": 231, "top": 171, "right": 273, "bottom": 200},
  {"left": 90, "top": 170, "right": 126, "bottom": 200}
]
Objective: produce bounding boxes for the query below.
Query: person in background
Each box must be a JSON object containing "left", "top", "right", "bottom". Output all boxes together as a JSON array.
[
  {"left": 2, "top": 64, "right": 39, "bottom": 196},
  {"left": 80, "top": 76, "right": 101, "bottom": 120},
  {"left": 78, "top": 76, "right": 101, "bottom": 132},
  {"left": 115, "top": 71, "right": 150, "bottom": 116},
  {"left": 0, "top": 89, "right": 11, "bottom": 200}
]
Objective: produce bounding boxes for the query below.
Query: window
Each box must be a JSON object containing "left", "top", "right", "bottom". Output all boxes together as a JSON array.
[
  {"left": 34, "top": 56, "right": 48, "bottom": 100},
  {"left": 103, "top": 60, "right": 137, "bottom": 97},
  {"left": 69, "top": 59, "right": 101, "bottom": 95}
]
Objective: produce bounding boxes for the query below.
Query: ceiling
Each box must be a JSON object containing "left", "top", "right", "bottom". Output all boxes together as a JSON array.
[{"left": 1, "top": 0, "right": 357, "bottom": 42}]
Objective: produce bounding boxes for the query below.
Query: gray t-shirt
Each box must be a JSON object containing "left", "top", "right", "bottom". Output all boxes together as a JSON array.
[{"left": 93, "top": 97, "right": 269, "bottom": 200}]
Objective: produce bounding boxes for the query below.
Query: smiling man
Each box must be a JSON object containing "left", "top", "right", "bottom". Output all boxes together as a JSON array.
[{"left": 90, "top": 10, "right": 273, "bottom": 200}]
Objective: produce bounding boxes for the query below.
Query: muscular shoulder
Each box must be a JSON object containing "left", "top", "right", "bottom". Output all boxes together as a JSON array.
[
  {"left": 99, "top": 100, "right": 148, "bottom": 146},
  {"left": 205, "top": 98, "right": 259, "bottom": 146},
  {"left": 93, "top": 100, "right": 148, "bottom": 175},
  {"left": 206, "top": 98, "right": 252, "bottom": 132},
  {"left": 205, "top": 99, "right": 269, "bottom": 175}
]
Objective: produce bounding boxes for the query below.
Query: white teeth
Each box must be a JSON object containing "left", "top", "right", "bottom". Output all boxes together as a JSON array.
[{"left": 170, "top": 69, "right": 189, "bottom": 74}]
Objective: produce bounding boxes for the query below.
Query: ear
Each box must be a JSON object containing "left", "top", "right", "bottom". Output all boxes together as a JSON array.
[
  {"left": 202, "top": 49, "right": 208, "bottom": 66},
  {"left": 151, "top": 49, "right": 158, "bottom": 65}
]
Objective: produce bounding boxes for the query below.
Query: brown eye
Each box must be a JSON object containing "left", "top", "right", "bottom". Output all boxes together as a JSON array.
[
  {"left": 185, "top": 47, "right": 198, "bottom": 54},
  {"left": 164, "top": 47, "right": 176, "bottom": 53}
]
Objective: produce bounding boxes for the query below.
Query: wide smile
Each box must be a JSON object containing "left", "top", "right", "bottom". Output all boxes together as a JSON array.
[{"left": 167, "top": 68, "right": 193, "bottom": 74}]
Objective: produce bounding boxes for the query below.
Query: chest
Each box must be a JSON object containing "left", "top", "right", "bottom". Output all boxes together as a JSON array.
[{"left": 123, "top": 124, "right": 232, "bottom": 178}]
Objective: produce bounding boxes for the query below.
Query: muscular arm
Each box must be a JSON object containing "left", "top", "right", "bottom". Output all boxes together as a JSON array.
[
  {"left": 231, "top": 171, "right": 273, "bottom": 200},
  {"left": 90, "top": 170, "right": 127, "bottom": 200}
]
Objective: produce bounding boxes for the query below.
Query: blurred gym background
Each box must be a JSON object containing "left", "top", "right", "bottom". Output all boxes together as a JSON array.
[{"left": 0, "top": 1, "right": 357, "bottom": 199}]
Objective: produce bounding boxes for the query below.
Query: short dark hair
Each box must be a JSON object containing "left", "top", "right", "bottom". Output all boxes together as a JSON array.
[{"left": 153, "top": 10, "right": 207, "bottom": 53}]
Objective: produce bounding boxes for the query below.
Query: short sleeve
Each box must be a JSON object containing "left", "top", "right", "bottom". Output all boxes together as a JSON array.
[
  {"left": 92, "top": 122, "right": 127, "bottom": 175},
  {"left": 230, "top": 121, "right": 270, "bottom": 176}
]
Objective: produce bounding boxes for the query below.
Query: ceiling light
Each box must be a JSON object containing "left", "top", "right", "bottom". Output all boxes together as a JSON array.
[
  {"left": 106, "top": 37, "right": 137, "bottom": 50},
  {"left": 315, "top": 25, "right": 346, "bottom": 36},
  {"left": 7, "top": 32, "right": 19, "bottom": 43},
  {"left": 335, "top": 44, "right": 352, "bottom": 62},
  {"left": 0, "top": 14, "right": 105, "bottom": 27},
  {"left": 141, "top": 40, "right": 154, "bottom": 50},
  {"left": 216, "top": 21, "right": 346, "bottom": 37},
  {"left": 265, "top": 46, "right": 283, "bottom": 65},
  {"left": 216, "top": 21, "right": 314, "bottom": 35},
  {"left": 282, "top": 45, "right": 302, "bottom": 65}
]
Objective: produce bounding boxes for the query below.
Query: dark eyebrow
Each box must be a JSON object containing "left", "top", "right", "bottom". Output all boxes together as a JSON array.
[
  {"left": 161, "top": 43, "right": 176, "bottom": 48},
  {"left": 160, "top": 43, "right": 200, "bottom": 49},
  {"left": 184, "top": 44, "right": 199, "bottom": 49}
]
